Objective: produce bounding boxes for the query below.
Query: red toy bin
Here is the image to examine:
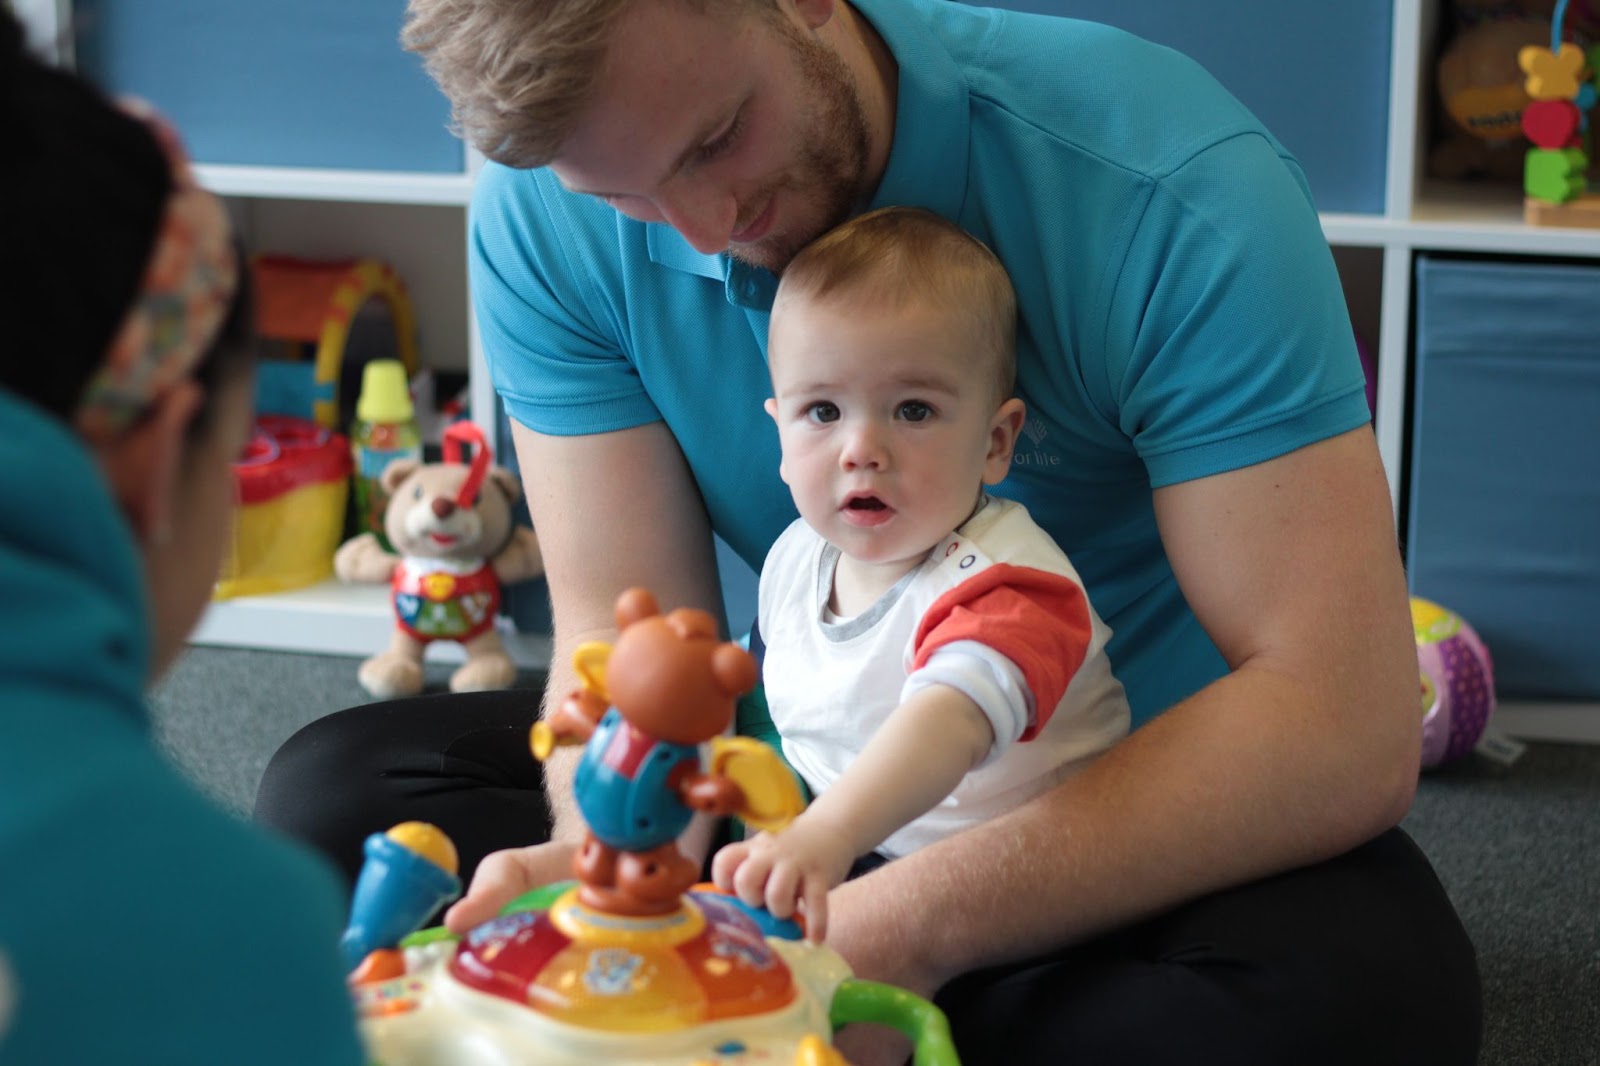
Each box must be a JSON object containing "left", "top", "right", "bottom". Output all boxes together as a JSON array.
[{"left": 215, "top": 414, "right": 352, "bottom": 600}]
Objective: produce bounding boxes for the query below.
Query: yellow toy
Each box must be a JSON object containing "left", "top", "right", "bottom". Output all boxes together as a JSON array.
[{"left": 214, "top": 415, "right": 351, "bottom": 600}]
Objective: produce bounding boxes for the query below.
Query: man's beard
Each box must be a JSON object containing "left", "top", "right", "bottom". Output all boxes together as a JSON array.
[{"left": 729, "top": 26, "right": 872, "bottom": 274}]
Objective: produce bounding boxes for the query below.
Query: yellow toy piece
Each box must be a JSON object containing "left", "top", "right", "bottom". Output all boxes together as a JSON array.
[
  {"left": 1519, "top": 42, "right": 1587, "bottom": 101},
  {"left": 573, "top": 640, "right": 614, "bottom": 700},
  {"left": 385, "top": 821, "right": 460, "bottom": 875},
  {"left": 709, "top": 737, "right": 806, "bottom": 833},
  {"left": 529, "top": 720, "right": 558, "bottom": 761},
  {"left": 547, "top": 886, "right": 707, "bottom": 950},
  {"left": 794, "top": 1034, "right": 850, "bottom": 1066}
]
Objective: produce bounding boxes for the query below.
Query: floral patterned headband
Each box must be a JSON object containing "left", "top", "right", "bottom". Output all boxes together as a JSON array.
[{"left": 72, "top": 100, "right": 239, "bottom": 441}]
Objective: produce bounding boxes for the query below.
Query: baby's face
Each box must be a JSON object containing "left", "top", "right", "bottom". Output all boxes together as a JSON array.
[{"left": 765, "top": 296, "right": 1017, "bottom": 576}]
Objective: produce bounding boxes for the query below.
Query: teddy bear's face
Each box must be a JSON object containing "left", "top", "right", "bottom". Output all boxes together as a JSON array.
[{"left": 382, "top": 462, "right": 520, "bottom": 562}]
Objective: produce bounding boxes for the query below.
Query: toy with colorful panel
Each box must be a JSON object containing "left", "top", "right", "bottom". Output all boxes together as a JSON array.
[
  {"left": 340, "top": 589, "right": 961, "bottom": 1066},
  {"left": 1522, "top": 0, "right": 1600, "bottom": 224}
]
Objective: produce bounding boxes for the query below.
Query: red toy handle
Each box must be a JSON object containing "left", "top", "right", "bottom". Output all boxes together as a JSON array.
[{"left": 442, "top": 421, "right": 492, "bottom": 508}]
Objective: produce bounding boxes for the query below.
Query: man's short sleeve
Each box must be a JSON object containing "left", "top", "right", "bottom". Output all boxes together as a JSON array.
[
  {"left": 1100, "top": 133, "right": 1371, "bottom": 488},
  {"left": 468, "top": 164, "right": 663, "bottom": 435}
]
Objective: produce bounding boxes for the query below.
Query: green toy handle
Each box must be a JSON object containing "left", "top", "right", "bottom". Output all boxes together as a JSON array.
[{"left": 829, "top": 979, "right": 960, "bottom": 1066}]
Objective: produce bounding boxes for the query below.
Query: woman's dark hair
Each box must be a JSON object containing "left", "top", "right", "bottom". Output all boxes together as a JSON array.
[{"left": 0, "top": 11, "right": 254, "bottom": 434}]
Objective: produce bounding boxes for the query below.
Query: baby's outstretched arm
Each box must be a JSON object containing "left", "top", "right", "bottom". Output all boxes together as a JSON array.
[{"left": 712, "top": 684, "right": 994, "bottom": 942}]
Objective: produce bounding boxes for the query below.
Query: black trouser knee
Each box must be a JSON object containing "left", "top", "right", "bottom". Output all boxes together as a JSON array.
[
  {"left": 253, "top": 691, "right": 551, "bottom": 891},
  {"left": 936, "top": 829, "right": 1480, "bottom": 1065}
]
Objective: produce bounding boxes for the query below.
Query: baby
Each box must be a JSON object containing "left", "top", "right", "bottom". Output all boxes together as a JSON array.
[{"left": 713, "top": 207, "right": 1130, "bottom": 941}]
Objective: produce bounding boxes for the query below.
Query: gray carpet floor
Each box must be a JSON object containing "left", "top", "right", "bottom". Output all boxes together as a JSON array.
[{"left": 152, "top": 644, "right": 1600, "bottom": 1064}]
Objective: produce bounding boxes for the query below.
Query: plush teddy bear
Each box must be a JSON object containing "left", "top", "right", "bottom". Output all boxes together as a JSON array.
[{"left": 334, "top": 422, "right": 544, "bottom": 699}]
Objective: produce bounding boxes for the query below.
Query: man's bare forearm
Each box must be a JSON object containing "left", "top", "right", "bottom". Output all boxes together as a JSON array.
[
  {"left": 538, "top": 642, "right": 592, "bottom": 843},
  {"left": 825, "top": 660, "right": 1417, "bottom": 992}
]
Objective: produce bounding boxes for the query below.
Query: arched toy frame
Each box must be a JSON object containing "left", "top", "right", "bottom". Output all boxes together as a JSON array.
[{"left": 253, "top": 255, "right": 421, "bottom": 429}]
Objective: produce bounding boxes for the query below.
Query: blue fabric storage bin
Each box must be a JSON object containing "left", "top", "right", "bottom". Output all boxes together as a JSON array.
[
  {"left": 1408, "top": 256, "right": 1600, "bottom": 700},
  {"left": 73, "top": 0, "right": 461, "bottom": 173}
]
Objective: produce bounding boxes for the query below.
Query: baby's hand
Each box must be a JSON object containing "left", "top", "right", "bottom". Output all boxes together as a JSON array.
[{"left": 710, "top": 820, "right": 854, "bottom": 943}]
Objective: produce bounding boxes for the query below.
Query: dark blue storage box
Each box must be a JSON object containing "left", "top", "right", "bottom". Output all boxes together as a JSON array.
[{"left": 1409, "top": 255, "right": 1600, "bottom": 700}]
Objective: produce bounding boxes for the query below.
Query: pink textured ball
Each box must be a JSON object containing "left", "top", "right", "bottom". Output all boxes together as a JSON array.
[{"left": 1413, "top": 598, "right": 1496, "bottom": 770}]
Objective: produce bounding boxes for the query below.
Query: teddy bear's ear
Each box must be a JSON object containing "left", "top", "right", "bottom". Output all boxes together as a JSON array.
[
  {"left": 614, "top": 587, "right": 660, "bottom": 630},
  {"left": 711, "top": 643, "right": 758, "bottom": 698},
  {"left": 380, "top": 459, "right": 422, "bottom": 493},
  {"left": 487, "top": 466, "right": 523, "bottom": 504}
]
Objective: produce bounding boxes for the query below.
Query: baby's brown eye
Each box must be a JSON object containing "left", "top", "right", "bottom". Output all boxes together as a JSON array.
[
  {"left": 898, "top": 401, "right": 933, "bottom": 422},
  {"left": 806, "top": 402, "right": 840, "bottom": 424}
]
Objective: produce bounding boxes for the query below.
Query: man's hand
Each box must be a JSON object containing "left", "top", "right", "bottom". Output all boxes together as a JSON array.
[
  {"left": 711, "top": 821, "right": 854, "bottom": 943},
  {"left": 443, "top": 840, "right": 579, "bottom": 934}
]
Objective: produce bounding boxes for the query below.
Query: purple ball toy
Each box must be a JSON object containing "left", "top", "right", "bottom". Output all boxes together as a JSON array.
[{"left": 1413, "top": 597, "right": 1496, "bottom": 769}]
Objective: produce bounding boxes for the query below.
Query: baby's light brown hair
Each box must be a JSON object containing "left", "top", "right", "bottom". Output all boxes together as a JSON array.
[{"left": 772, "top": 206, "right": 1018, "bottom": 406}]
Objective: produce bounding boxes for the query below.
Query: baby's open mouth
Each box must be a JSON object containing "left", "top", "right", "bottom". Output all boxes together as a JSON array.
[{"left": 845, "top": 496, "right": 886, "bottom": 511}]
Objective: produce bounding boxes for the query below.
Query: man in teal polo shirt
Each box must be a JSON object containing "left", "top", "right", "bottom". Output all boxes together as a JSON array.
[{"left": 256, "top": 0, "right": 1481, "bottom": 1060}]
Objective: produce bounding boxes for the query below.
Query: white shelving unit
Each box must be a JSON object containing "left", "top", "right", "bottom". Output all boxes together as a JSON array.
[
  {"left": 190, "top": 0, "right": 1599, "bottom": 735},
  {"left": 189, "top": 148, "right": 546, "bottom": 666}
]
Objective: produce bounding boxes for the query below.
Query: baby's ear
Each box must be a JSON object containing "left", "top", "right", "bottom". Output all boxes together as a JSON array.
[
  {"left": 983, "top": 397, "right": 1027, "bottom": 485},
  {"left": 764, "top": 398, "right": 792, "bottom": 487}
]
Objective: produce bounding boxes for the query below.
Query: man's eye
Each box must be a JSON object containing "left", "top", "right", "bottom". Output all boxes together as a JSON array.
[
  {"left": 805, "top": 402, "right": 840, "bottom": 424},
  {"left": 898, "top": 401, "right": 933, "bottom": 422},
  {"left": 697, "top": 111, "right": 746, "bottom": 163}
]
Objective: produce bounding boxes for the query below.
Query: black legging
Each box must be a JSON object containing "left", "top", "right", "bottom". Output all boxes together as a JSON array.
[{"left": 255, "top": 691, "right": 1482, "bottom": 1065}]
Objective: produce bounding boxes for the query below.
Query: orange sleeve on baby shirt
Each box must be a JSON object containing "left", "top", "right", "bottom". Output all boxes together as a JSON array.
[{"left": 909, "top": 564, "right": 1094, "bottom": 740}]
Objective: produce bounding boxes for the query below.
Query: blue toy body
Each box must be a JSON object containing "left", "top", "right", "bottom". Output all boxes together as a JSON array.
[{"left": 574, "top": 708, "right": 702, "bottom": 851}]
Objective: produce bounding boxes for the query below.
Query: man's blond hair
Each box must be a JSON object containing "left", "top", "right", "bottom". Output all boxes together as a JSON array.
[
  {"left": 403, "top": 0, "right": 773, "bottom": 169},
  {"left": 774, "top": 207, "right": 1019, "bottom": 404}
]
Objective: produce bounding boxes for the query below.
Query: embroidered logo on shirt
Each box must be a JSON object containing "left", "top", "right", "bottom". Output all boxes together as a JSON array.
[{"left": 1014, "top": 418, "right": 1062, "bottom": 467}]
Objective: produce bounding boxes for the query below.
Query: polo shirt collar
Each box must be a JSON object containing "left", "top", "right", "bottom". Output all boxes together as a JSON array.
[
  {"left": 644, "top": 226, "right": 778, "bottom": 310},
  {"left": 853, "top": 0, "right": 969, "bottom": 221}
]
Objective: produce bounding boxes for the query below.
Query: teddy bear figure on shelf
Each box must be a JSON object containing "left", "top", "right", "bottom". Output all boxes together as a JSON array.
[{"left": 334, "top": 421, "right": 543, "bottom": 699}]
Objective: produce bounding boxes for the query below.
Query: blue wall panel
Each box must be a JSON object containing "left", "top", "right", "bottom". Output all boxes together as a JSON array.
[
  {"left": 75, "top": 0, "right": 1390, "bottom": 202},
  {"left": 977, "top": 0, "right": 1393, "bottom": 214},
  {"left": 74, "top": 0, "right": 461, "bottom": 173}
]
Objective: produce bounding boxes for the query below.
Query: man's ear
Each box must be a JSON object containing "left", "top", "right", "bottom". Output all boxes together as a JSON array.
[
  {"left": 982, "top": 397, "right": 1026, "bottom": 485},
  {"left": 94, "top": 380, "right": 204, "bottom": 547}
]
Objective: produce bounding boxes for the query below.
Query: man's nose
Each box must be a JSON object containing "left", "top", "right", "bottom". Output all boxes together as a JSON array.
[{"left": 656, "top": 183, "right": 739, "bottom": 255}]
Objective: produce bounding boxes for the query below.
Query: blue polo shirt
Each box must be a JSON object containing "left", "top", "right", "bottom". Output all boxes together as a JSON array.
[{"left": 469, "top": 0, "right": 1370, "bottom": 727}]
